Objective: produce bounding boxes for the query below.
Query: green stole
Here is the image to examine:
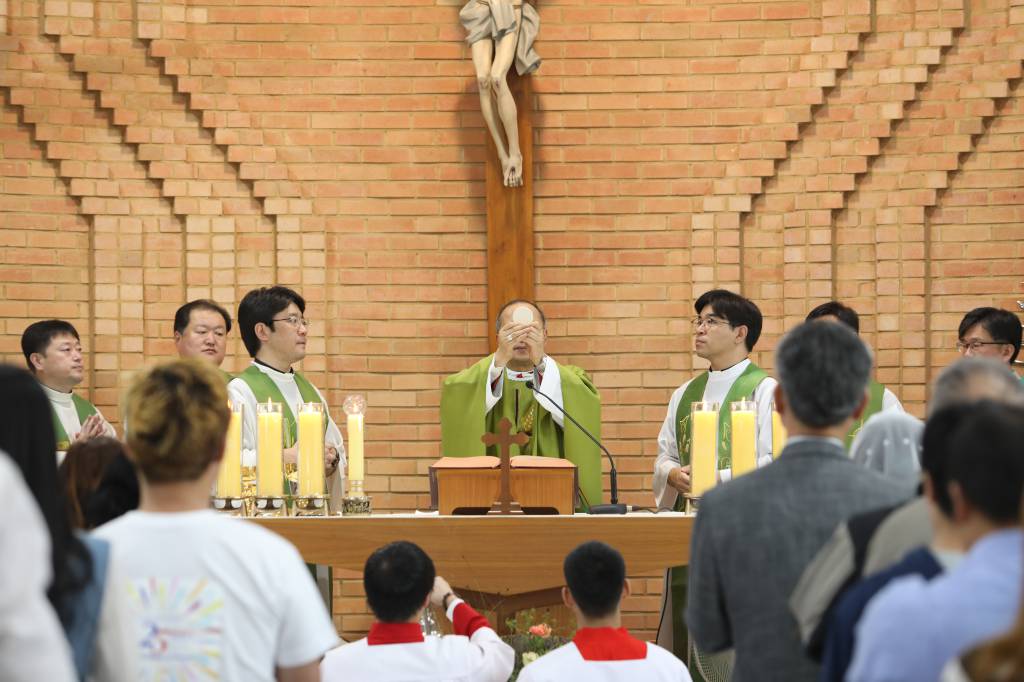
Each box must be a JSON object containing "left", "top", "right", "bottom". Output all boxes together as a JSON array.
[
  {"left": 220, "top": 368, "right": 234, "bottom": 383},
  {"left": 237, "top": 365, "right": 324, "bottom": 447},
  {"left": 52, "top": 393, "right": 99, "bottom": 452},
  {"left": 844, "top": 380, "right": 885, "bottom": 449},
  {"left": 440, "top": 356, "right": 602, "bottom": 511},
  {"left": 669, "top": 361, "right": 768, "bottom": 666}
]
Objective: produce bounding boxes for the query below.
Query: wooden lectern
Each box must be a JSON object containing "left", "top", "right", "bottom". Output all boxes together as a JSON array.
[{"left": 429, "top": 456, "right": 577, "bottom": 515}]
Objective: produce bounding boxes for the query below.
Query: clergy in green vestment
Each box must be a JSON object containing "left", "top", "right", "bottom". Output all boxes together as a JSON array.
[
  {"left": 955, "top": 306, "right": 1023, "bottom": 374},
  {"left": 652, "top": 290, "right": 777, "bottom": 670},
  {"left": 440, "top": 300, "right": 603, "bottom": 512},
  {"left": 21, "top": 319, "right": 116, "bottom": 464},
  {"left": 173, "top": 299, "right": 235, "bottom": 381},
  {"left": 805, "top": 301, "right": 905, "bottom": 447}
]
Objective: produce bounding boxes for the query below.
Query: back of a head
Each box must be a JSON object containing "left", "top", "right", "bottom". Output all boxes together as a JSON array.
[
  {"left": 83, "top": 453, "right": 139, "bottom": 529},
  {"left": 0, "top": 365, "right": 60, "bottom": 516},
  {"left": 775, "top": 321, "right": 873, "bottom": 428},
  {"left": 564, "top": 541, "right": 627, "bottom": 620},
  {"left": 363, "top": 541, "right": 435, "bottom": 623},
  {"left": 929, "top": 357, "right": 1024, "bottom": 416},
  {"left": 920, "top": 403, "right": 975, "bottom": 518},
  {"left": 58, "top": 436, "right": 126, "bottom": 529},
  {"left": 946, "top": 401, "right": 1024, "bottom": 526},
  {"left": 849, "top": 412, "right": 923, "bottom": 490},
  {"left": 805, "top": 301, "right": 860, "bottom": 333},
  {"left": 694, "top": 289, "right": 763, "bottom": 351},
  {"left": 125, "top": 359, "right": 229, "bottom": 483}
]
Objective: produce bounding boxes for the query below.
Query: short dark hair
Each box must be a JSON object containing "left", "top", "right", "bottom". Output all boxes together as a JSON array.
[
  {"left": 776, "top": 321, "right": 873, "bottom": 428},
  {"left": 947, "top": 401, "right": 1024, "bottom": 524},
  {"left": 563, "top": 541, "right": 626, "bottom": 619},
  {"left": 21, "top": 320, "right": 80, "bottom": 371},
  {"left": 237, "top": 286, "right": 305, "bottom": 358},
  {"left": 364, "top": 541, "right": 435, "bottom": 623},
  {"left": 173, "top": 299, "right": 232, "bottom": 336},
  {"left": 694, "top": 289, "right": 763, "bottom": 351},
  {"left": 806, "top": 301, "right": 860, "bottom": 333},
  {"left": 921, "top": 403, "right": 974, "bottom": 517},
  {"left": 958, "top": 307, "right": 1022, "bottom": 364},
  {"left": 495, "top": 299, "right": 547, "bottom": 334}
]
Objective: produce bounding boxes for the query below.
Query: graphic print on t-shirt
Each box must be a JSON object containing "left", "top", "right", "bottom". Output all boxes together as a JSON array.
[{"left": 129, "top": 577, "right": 225, "bottom": 679}]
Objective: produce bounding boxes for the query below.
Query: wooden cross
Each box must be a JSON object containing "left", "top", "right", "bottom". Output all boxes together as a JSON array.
[{"left": 482, "top": 417, "right": 528, "bottom": 514}]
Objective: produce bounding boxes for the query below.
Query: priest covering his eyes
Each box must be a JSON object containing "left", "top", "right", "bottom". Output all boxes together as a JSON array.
[{"left": 439, "top": 300, "right": 602, "bottom": 511}]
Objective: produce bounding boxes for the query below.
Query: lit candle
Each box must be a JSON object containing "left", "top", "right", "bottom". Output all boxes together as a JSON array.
[
  {"left": 771, "top": 403, "right": 787, "bottom": 459},
  {"left": 730, "top": 400, "right": 757, "bottom": 477},
  {"left": 343, "top": 395, "right": 367, "bottom": 484},
  {"left": 256, "top": 399, "right": 283, "bottom": 497},
  {"left": 690, "top": 401, "right": 718, "bottom": 498},
  {"left": 216, "top": 401, "right": 243, "bottom": 498},
  {"left": 297, "top": 402, "right": 325, "bottom": 497}
]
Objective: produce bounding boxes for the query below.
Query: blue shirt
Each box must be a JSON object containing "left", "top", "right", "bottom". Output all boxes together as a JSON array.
[{"left": 847, "top": 529, "right": 1022, "bottom": 682}]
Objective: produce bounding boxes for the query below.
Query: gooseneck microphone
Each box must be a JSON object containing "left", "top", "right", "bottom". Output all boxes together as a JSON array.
[{"left": 525, "top": 380, "right": 628, "bottom": 514}]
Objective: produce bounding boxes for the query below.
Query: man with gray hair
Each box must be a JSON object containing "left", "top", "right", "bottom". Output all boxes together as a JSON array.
[
  {"left": 790, "top": 357, "right": 1024, "bottom": 660},
  {"left": 686, "top": 321, "right": 909, "bottom": 682}
]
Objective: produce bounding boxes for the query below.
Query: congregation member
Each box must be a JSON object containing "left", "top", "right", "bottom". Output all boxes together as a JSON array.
[
  {"left": 816, "top": 404, "right": 970, "bottom": 681},
  {"left": 173, "top": 298, "right": 234, "bottom": 380},
  {"left": 848, "top": 401, "right": 1024, "bottom": 682},
  {"left": 0, "top": 365, "right": 120, "bottom": 679},
  {"left": 320, "top": 540, "right": 514, "bottom": 682},
  {"left": 848, "top": 411, "right": 922, "bottom": 496},
  {"left": 653, "top": 289, "right": 778, "bottom": 658},
  {"left": 58, "top": 436, "right": 125, "bottom": 529},
  {"left": 790, "top": 358, "right": 1024, "bottom": 656},
  {"left": 805, "top": 301, "right": 904, "bottom": 446},
  {"left": 94, "top": 359, "right": 339, "bottom": 681},
  {"left": 227, "top": 286, "right": 345, "bottom": 508},
  {"left": 518, "top": 541, "right": 691, "bottom": 682},
  {"left": 0, "top": 452, "right": 76, "bottom": 682},
  {"left": 21, "top": 320, "right": 115, "bottom": 462},
  {"left": 81, "top": 450, "right": 139, "bottom": 530},
  {"left": 686, "top": 321, "right": 909, "bottom": 682},
  {"left": 440, "top": 299, "right": 602, "bottom": 510},
  {"left": 955, "top": 306, "right": 1022, "bottom": 375}
]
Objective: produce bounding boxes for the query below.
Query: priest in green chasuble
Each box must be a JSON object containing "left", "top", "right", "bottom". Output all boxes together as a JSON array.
[
  {"left": 227, "top": 286, "right": 345, "bottom": 512},
  {"left": 652, "top": 290, "right": 778, "bottom": 664},
  {"left": 21, "top": 319, "right": 116, "bottom": 464},
  {"left": 173, "top": 298, "right": 235, "bottom": 383},
  {"left": 440, "top": 300, "right": 602, "bottom": 511}
]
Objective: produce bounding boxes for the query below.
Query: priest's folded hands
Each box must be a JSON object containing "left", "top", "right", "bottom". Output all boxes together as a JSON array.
[{"left": 281, "top": 444, "right": 340, "bottom": 476}]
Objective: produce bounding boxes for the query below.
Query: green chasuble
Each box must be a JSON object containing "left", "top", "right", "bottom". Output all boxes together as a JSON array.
[
  {"left": 52, "top": 393, "right": 99, "bottom": 452},
  {"left": 220, "top": 368, "right": 234, "bottom": 383},
  {"left": 237, "top": 365, "right": 325, "bottom": 447},
  {"left": 844, "top": 379, "right": 885, "bottom": 449},
  {"left": 668, "top": 361, "right": 769, "bottom": 669},
  {"left": 440, "top": 356, "right": 602, "bottom": 511}
]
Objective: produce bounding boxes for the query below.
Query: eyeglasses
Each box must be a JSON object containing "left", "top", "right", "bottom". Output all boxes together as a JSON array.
[
  {"left": 272, "top": 315, "right": 312, "bottom": 329},
  {"left": 955, "top": 339, "right": 1007, "bottom": 353},
  {"left": 691, "top": 315, "right": 730, "bottom": 330}
]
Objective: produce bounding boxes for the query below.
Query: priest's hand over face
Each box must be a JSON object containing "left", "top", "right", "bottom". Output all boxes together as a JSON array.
[
  {"left": 522, "top": 323, "right": 545, "bottom": 367},
  {"left": 668, "top": 465, "right": 691, "bottom": 494},
  {"left": 494, "top": 321, "right": 532, "bottom": 368},
  {"left": 429, "top": 576, "right": 454, "bottom": 608}
]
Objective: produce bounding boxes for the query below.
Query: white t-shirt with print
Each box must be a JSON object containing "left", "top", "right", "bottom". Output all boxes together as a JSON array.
[{"left": 93, "top": 509, "right": 339, "bottom": 681}]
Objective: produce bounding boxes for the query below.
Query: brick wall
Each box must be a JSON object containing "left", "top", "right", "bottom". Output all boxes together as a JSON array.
[{"left": 3, "top": 0, "right": 1023, "bottom": 641}]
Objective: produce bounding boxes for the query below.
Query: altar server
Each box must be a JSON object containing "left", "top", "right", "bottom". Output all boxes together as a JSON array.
[
  {"left": 320, "top": 541, "right": 514, "bottom": 682},
  {"left": 519, "top": 541, "right": 691, "bottom": 682}
]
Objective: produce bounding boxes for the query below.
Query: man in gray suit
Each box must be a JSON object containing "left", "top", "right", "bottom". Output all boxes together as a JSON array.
[{"left": 686, "top": 321, "right": 910, "bottom": 682}]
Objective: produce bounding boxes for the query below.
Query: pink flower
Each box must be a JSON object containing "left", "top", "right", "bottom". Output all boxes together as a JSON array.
[{"left": 529, "top": 623, "right": 552, "bottom": 638}]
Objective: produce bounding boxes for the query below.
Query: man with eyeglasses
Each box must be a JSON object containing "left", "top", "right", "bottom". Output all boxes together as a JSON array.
[
  {"left": 173, "top": 299, "right": 234, "bottom": 381},
  {"left": 228, "top": 286, "right": 345, "bottom": 509},
  {"left": 955, "top": 307, "right": 1023, "bottom": 382},
  {"left": 652, "top": 289, "right": 778, "bottom": 663}
]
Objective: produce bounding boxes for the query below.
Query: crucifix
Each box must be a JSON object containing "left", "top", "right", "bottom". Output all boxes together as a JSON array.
[{"left": 482, "top": 417, "right": 527, "bottom": 514}]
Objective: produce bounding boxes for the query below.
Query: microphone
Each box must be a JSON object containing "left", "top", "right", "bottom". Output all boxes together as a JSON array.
[{"left": 525, "top": 380, "right": 628, "bottom": 514}]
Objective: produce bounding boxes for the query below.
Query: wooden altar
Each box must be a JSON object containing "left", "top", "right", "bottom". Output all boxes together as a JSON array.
[{"left": 252, "top": 513, "right": 692, "bottom": 632}]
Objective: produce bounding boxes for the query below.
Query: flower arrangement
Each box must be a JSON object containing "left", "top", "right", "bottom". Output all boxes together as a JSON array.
[{"left": 502, "top": 610, "right": 569, "bottom": 681}]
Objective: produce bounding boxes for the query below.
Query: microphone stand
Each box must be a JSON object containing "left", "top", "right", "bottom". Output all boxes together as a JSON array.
[{"left": 526, "top": 380, "right": 627, "bottom": 514}]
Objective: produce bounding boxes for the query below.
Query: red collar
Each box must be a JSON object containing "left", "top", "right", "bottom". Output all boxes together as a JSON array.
[
  {"left": 366, "top": 621, "right": 424, "bottom": 646},
  {"left": 573, "top": 627, "right": 647, "bottom": 661}
]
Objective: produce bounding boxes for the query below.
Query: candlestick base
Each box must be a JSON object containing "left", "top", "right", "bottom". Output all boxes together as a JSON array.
[
  {"left": 252, "top": 496, "right": 287, "bottom": 517},
  {"left": 342, "top": 495, "right": 372, "bottom": 516},
  {"left": 682, "top": 494, "right": 701, "bottom": 515},
  {"left": 293, "top": 495, "right": 329, "bottom": 517},
  {"left": 211, "top": 496, "right": 246, "bottom": 517}
]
